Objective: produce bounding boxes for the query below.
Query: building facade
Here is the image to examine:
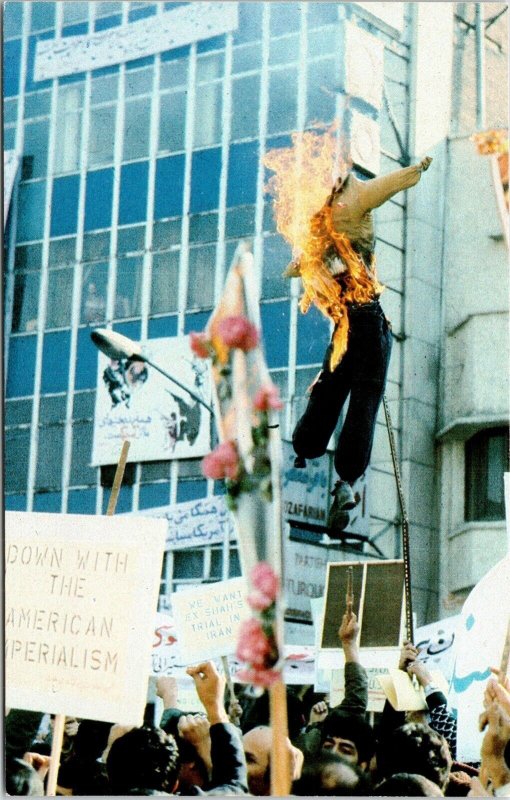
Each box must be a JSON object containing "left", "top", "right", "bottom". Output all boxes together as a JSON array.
[{"left": 3, "top": 1, "right": 508, "bottom": 638}]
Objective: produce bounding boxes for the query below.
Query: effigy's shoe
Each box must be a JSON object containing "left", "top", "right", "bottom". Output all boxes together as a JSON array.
[
  {"left": 294, "top": 455, "right": 307, "bottom": 469},
  {"left": 330, "top": 480, "right": 357, "bottom": 512}
]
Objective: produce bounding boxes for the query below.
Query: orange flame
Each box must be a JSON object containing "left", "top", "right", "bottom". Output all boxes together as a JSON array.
[{"left": 264, "top": 126, "right": 382, "bottom": 371}]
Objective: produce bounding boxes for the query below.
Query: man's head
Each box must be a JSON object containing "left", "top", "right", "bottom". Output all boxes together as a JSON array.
[
  {"left": 106, "top": 725, "right": 181, "bottom": 795},
  {"left": 320, "top": 709, "right": 376, "bottom": 769},
  {"left": 375, "top": 772, "right": 444, "bottom": 796},
  {"left": 292, "top": 751, "right": 372, "bottom": 796},
  {"left": 242, "top": 725, "right": 303, "bottom": 796},
  {"left": 378, "top": 722, "right": 452, "bottom": 791},
  {"left": 6, "top": 758, "right": 45, "bottom": 796}
]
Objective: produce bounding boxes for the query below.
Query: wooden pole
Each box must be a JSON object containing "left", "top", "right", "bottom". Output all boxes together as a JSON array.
[
  {"left": 46, "top": 714, "right": 65, "bottom": 797},
  {"left": 269, "top": 679, "right": 291, "bottom": 797},
  {"left": 221, "top": 655, "right": 236, "bottom": 702},
  {"left": 499, "top": 617, "right": 510, "bottom": 679},
  {"left": 106, "top": 440, "right": 131, "bottom": 516}
]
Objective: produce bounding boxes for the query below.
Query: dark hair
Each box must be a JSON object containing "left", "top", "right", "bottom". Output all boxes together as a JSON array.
[
  {"left": 378, "top": 723, "right": 452, "bottom": 791},
  {"left": 320, "top": 709, "right": 376, "bottom": 765},
  {"left": 292, "top": 752, "right": 372, "bottom": 796},
  {"left": 375, "top": 772, "right": 444, "bottom": 796},
  {"left": 5, "top": 758, "right": 45, "bottom": 796},
  {"left": 106, "top": 725, "right": 181, "bottom": 794}
]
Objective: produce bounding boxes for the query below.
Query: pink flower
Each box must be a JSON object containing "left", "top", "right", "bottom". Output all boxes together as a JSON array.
[
  {"left": 217, "top": 316, "right": 259, "bottom": 352},
  {"left": 253, "top": 385, "right": 284, "bottom": 412},
  {"left": 190, "top": 331, "right": 211, "bottom": 359},
  {"left": 201, "top": 441, "right": 239, "bottom": 481},
  {"left": 236, "top": 618, "right": 271, "bottom": 667},
  {"left": 250, "top": 562, "right": 280, "bottom": 601},
  {"left": 236, "top": 667, "right": 281, "bottom": 688},
  {"left": 247, "top": 589, "right": 273, "bottom": 612}
]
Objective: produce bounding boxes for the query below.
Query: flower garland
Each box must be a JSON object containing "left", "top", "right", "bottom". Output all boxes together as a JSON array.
[
  {"left": 190, "top": 315, "right": 283, "bottom": 511},
  {"left": 190, "top": 315, "right": 283, "bottom": 687}
]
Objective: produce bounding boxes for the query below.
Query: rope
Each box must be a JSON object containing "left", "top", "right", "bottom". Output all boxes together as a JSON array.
[{"left": 382, "top": 395, "right": 414, "bottom": 643}]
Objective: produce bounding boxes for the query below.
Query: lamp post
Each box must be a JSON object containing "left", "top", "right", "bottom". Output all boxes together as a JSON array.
[{"left": 90, "top": 328, "right": 214, "bottom": 416}]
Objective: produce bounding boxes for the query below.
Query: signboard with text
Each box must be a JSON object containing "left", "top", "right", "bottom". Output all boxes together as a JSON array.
[
  {"left": 171, "top": 577, "right": 251, "bottom": 662},
  {"left": 92, "top": 336, "right": 212, "bottom": 466},
  {"left": 5, "top": 511, "right": 166, "bottom": 725}
]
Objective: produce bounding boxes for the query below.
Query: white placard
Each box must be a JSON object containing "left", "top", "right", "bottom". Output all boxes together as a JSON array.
[
  {"left": 5, "top": 511, "right": 166, "bottom": 725},
  {"left": 452, "top": 555, "right": 510, "bottom": 763},
  {"left": 92, "top": 336, "right": 212, "bottom": 466},
  {"left": 171, "top": 577, "right": 251, "bottom": 662},
  {"left": 35, "top": 3, "right": 239, "bottom": 81},
  {"left": 414, "top": 615, "right": 459, "bottom": 685},
  {"left": 4, "top": 150, "right": 20, "bottom": 226},
  {"left": 345, "top": 22, "right": 384, "bottom": 110},
  {"left": 126, "top": 496, "right": 236, "bottom": 551}
]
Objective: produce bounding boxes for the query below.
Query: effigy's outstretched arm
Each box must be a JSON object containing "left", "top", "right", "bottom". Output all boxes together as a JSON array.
[{"left": 358, "top": 156, "right": 432, "bottom": 213}]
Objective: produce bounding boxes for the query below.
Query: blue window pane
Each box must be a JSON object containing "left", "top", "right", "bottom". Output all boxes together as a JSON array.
[
  {"left": 148, "top": 315, "right": 178, "bottom": 339},
  {"left": 126, "top": 55, "right": 155, "bottom": 70},
  {"left": 75, "top": 327, "right": 101, "bottom": 391},
  {"left": 51, "top": 175, "right": 80, "bottom": 237},
  {"left": 26, "top": 33, "right": 53, "bottom": 93},
  {"left": 5, "top": 495, "right": 27, "bottom": 511},
  {"left": 68, "top": 488, "right": 97, "bottom": 514},
  {"left": 16, "top": 180, "right": 47, "bottom": 242},
  {"left": 161, "top": 45, "right": 190, "bottom": 62},
  {"left": 91, "top": 64, "right": 120, "bottom": 78},
  {"left": 112, "top": 320, "right": 141, "bottom": 340},
  {"left": 41, "top": 331, "right": 70, "bottom": 393},
  {"left": 155, "top": 156, "right": 185, "bottom": 219},
  {"left": 102, "top": 484, "right": 132, "bottom": 513},
  {"left": 31, "top": 2, "right": 56, "bottom": 32},
  {"left": 197, "top": 35, "right": 226, "bottom": 54},
  {"left": 184, "top": 311, "right": 211, "bottom": 334},
  {"left": 85, "top": 169, "right": 114, "bottom": 230},
  {"left": 190, "top": 148, "right": 222, "bottom": 213},
  {"left": 140, "top": 483, "right": 171, "bottom": 510},
  {"left": 227, "top": 141, "right": 259, "bottom": 207},
  {"left": 7, "top": 336, "right": 37, "bottom": 397},
  {"left": 34, "top": 492, "right": 62, "bottom": 512},
  {"left": 261, "top": 301, "right": 290, "bottom": 368},
  {"left": 177, "top": 479, "right": 208, "bottom": 503},
  {"left": 4, "top": 3, "right": 23, "bottom": 40},
  {"left": 129, "top": 5, "right": 156, "bottom": 22},
  {"left": 59, "top": 72, "right": 86, "bottom": 85},
  {"left": 119, "top": 161, "right": 149, "bottom": 225},
  {"left": 62, "top": 22, "right": 88, "bottom": 36},
  {"left": 235, "top": 3, "right": 263, "bottom": 44},
  {"left": 4, "top": 38, "right": 21, "bottom": 96},
  {"left": 94, "top": 14, "right": 122, "bottom": 31},
  {"left": 297, "top": 305, "right": 329, "bottom": 364}
]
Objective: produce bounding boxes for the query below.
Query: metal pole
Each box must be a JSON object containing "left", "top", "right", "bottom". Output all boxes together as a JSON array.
[{"left": 475, "top": 4, "right": 486, "bottom": 129}]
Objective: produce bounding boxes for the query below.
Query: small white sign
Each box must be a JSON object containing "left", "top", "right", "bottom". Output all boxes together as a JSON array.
[
  {"left": 5, "top": 511, "right": 166, "bottom": 725},
  {"left": 92, "top": 336, "right": 212, "bottom": 466},
  {"left": 35, "top": 3, "right": 239, "bottom": 81},
  {"left": 345, "top": 22, "right": 384, "bottom": 110},
  {"left": 126, "top": 496, "right": 236, "bottom": 552},
  {"left": 171, "top": 577, "right": 251, "bottom": 662}
]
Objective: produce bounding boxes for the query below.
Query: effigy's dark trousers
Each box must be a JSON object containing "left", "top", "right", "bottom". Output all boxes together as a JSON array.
[{"left": 292, "top": 300, "right": 392, "bottom": 484}]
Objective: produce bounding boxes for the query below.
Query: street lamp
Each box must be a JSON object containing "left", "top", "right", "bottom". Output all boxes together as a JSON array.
[{"left": 90, "top": 328, "right": 214, "bottom": 415}]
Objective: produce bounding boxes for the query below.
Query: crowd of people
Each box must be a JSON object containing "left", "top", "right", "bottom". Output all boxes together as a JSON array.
[{"left": 5, "top": 613, "right": 510, "bottom": 796}]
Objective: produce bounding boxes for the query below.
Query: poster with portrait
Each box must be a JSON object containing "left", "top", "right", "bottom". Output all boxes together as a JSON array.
[{"left": 91, "top": 335, "right": 212, "bottom": 465}]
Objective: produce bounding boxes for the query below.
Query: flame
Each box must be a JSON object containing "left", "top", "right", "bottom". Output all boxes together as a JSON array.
[{"left": 264, "top": 126, "right": 382, "bottom": 371}]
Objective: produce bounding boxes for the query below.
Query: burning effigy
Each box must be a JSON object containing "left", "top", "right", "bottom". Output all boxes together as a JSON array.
[{"left": 264, "top": 126, "right": 433, "bottom": 534}]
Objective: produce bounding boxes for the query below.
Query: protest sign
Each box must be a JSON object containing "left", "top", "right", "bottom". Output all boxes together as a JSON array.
[
  {"left": 171, "top": 577, "right": 251, "bottom": 662},
  {"left": 415, "top": 615, "right": 459, "bottom": 685},
  {"left": 92, "top": 335, "right": 212, "bottom": 465},
  {"left": 377, "top": 668, "right": 449, "bottom": 712},
  {"left": 452, "top": 554, "right": 510, "bottom": 763},
  {"left": 318, "top": 561, "right": 405, "bottom": 670},
  {"left": 126, "top": 495, "right": 236, "bottom": 551},
  {"left": 5, "top": 511, "right": 166, "bottom": 725}
]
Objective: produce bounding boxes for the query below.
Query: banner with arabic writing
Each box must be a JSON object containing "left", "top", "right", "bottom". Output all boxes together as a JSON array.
[{"left": 91, "top": 335, "right": 212, "bottom": 465}]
